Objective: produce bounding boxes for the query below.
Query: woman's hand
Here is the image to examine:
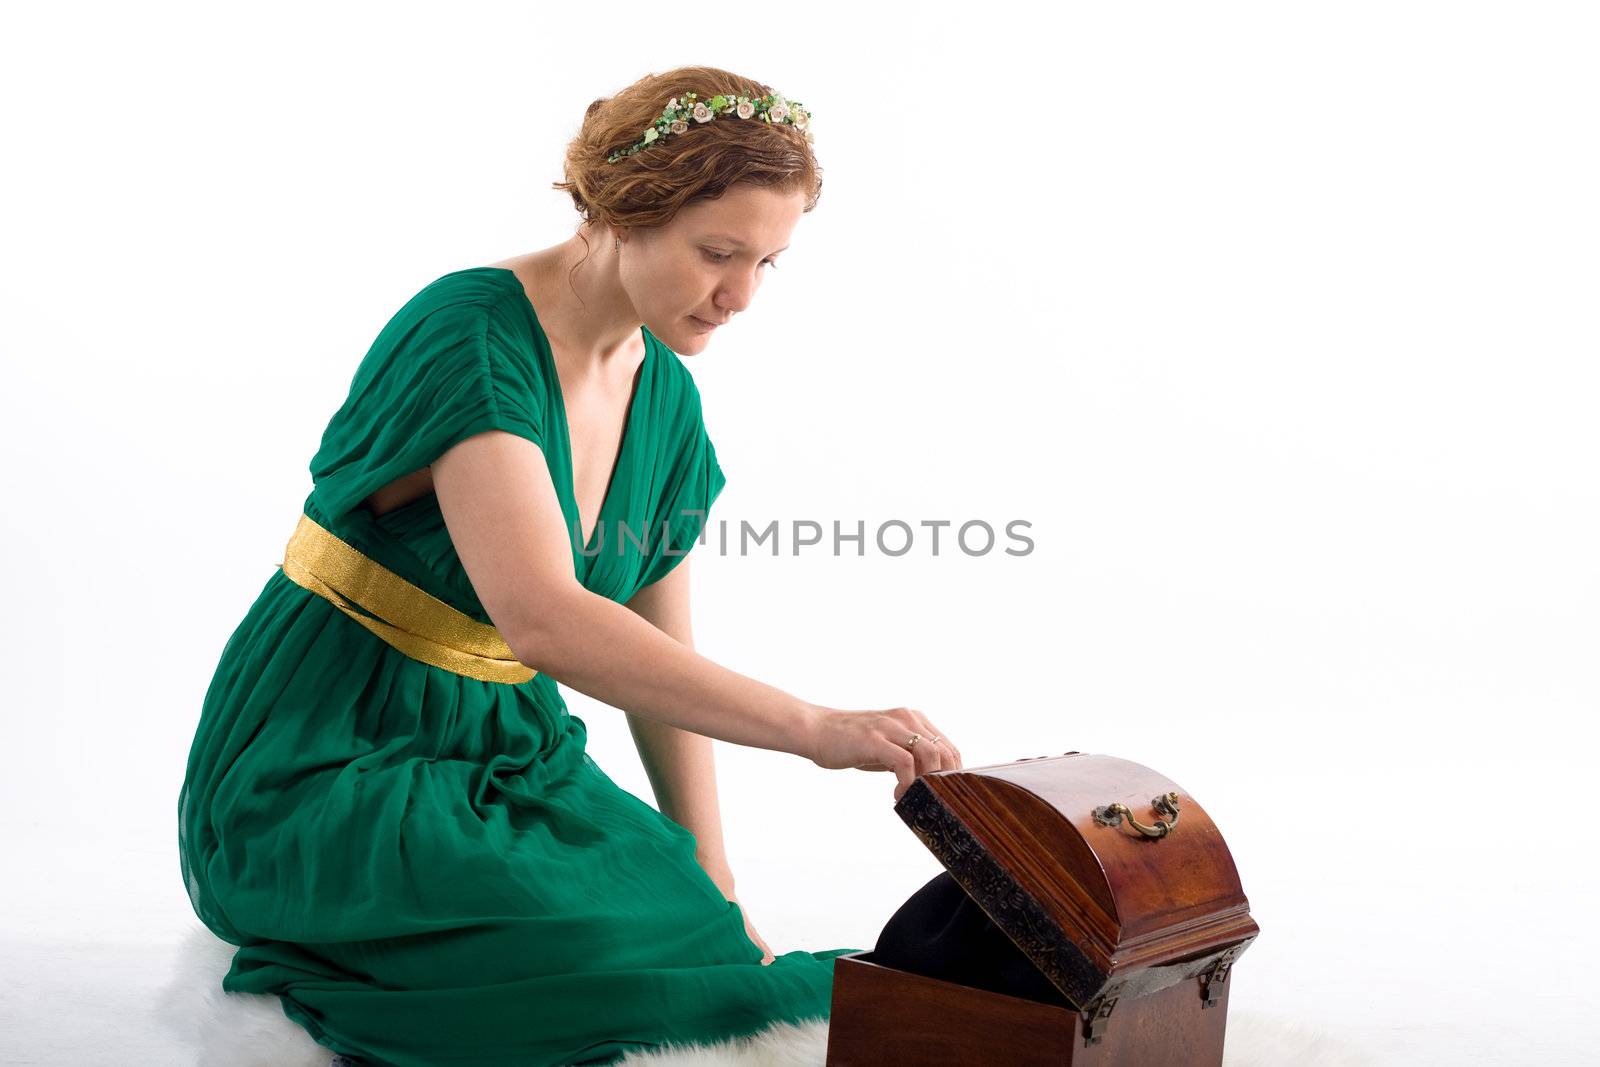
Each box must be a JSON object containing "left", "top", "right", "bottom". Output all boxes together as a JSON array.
[
  {"left": 704, "top": 864, "right": 776, "bottom": 965},
  {"left": 735, "top": 901, "right": 776, "bottom": 965},
  {"left": 803, "top": 706, "right": 965, "bottom": 801}
]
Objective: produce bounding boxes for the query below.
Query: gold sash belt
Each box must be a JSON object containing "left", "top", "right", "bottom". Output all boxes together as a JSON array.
[{"left": 279, "top": 512, "right": 536, "bottom": 684}]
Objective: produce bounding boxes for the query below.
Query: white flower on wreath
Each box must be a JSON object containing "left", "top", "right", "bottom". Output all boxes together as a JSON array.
[
  {"left": 692, "top": 102, "right": 713, "bottom": 122},
  {"left": 793, "top": 109, "right": 809, "bottom": 130},
  {"left": 768, "top": 102, "right": 790, "bottom": 123},
  {"left": 736, "top": 99, "right": 755, "bottom": 119},
  {"left": 670, "top": 119, "right": 688, "bottom": 135}
]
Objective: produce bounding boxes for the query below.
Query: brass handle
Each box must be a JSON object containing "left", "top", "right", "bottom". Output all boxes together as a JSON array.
[{"left": 1093, "top": 791, "right": 1181, "bottom": 838}]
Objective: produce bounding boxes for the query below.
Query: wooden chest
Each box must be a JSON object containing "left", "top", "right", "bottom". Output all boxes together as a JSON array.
[{"left": 826, "top": 752, "right": 1259, "bottom": 1065}]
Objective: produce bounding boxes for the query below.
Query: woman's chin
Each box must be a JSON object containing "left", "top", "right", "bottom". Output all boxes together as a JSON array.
[{"left": 673, "top": 327, "right": 716, "bottom": 354}]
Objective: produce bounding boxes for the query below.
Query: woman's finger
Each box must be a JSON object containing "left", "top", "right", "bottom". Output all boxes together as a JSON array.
[{"left": 879, "top": 737, "right": 917, "bottom": 801}]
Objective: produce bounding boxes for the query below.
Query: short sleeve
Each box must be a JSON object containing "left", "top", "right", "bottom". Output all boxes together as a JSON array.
[
  {"left": 637, "top": 390, "right": 727, "bottom": 588},
  {"left": 306, "top": 285, "right": 546, "bottom": 525}
]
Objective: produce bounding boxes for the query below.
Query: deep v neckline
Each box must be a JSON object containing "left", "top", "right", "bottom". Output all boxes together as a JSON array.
[{"left": 486, "top": 267, "right": 652, "bottom": 559}]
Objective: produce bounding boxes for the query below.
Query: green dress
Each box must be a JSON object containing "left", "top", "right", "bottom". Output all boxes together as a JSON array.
[{"left": 177, "top": 267, "right": 862, "bottom": 1066}]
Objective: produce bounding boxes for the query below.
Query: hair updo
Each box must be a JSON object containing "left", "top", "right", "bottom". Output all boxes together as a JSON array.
[{"left": 553, "top": 65, "right": 824, "bottom": 236}]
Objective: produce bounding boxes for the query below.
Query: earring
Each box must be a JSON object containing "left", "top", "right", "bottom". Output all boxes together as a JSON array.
[{"left": 614, "top": 236, "right": 620, "bottom": 251}]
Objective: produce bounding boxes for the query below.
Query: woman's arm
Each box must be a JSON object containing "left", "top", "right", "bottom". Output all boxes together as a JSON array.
[
  {"left": 622, "top": 555, "right": 733, "bottom": 880},
  {"left": 432, "top": 429, "right": 821, "bottom": 758}
]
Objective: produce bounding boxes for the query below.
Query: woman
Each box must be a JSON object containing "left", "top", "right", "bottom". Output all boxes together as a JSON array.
[{"left": 177, "top": 65, "right": 964, "bottom": 1066}]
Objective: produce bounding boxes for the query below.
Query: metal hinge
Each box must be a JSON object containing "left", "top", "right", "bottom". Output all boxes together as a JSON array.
[
  {"left": 1199, "top": 945, "right": 1244, "bottom": 1008},
  {"left": 1079, "top": 983, "right": 1125, "bottom": 1047}
]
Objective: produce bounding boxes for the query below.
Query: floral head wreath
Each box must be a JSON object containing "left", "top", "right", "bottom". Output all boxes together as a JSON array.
[{"left": 606, "top": 91, "right": 814, "bottom": 164}]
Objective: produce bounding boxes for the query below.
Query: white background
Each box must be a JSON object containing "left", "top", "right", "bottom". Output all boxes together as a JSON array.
[{"left": 2, "top": 2, "right": 1595, "bottom": 1064}]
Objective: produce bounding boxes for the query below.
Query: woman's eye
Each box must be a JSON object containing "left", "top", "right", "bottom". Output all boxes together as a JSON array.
[{"left": 703, "top": 249, "right": 778, "bottom": 269}]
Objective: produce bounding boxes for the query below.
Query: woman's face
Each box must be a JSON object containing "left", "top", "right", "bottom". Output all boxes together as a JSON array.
[{"left": 622, "top": 182, "right": 807, "bottom": 355}]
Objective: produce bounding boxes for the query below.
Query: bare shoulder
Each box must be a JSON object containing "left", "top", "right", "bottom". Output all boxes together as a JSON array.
[{"left": 483, "top": 251, "right": 550, "bottom": 280}]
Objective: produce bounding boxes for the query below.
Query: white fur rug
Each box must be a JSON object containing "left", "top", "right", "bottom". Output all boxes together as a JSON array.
[{"left": 157, "top": 922, "right": 1370, "bottom": 1065}]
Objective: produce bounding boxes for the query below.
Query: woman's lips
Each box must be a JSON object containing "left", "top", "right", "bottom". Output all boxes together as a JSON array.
[{"left": 690, "top": 315, "right": 722, "bottom": 332}]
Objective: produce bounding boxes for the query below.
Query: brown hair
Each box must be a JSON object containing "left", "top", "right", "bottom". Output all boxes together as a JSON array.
[{"left": 553, "top": 65, "right": 823, "bottom": 235}]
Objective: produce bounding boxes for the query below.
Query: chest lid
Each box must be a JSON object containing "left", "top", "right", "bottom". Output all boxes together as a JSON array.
[{"left": 893, "top": 751, "right": 1259, "bottom": 1010}]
